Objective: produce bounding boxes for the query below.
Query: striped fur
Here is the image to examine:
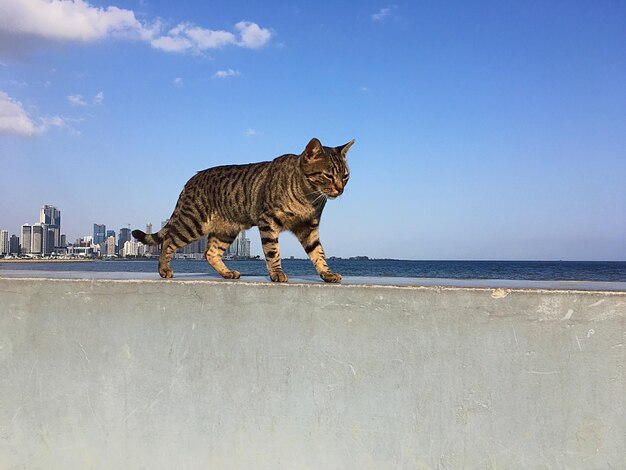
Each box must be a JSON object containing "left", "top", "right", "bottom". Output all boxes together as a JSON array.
[{"left": 134, "top": 137, "right": 354, "bottom": 282}]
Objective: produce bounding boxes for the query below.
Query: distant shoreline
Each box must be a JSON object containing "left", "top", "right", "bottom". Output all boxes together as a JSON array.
[{"left": 0, "top": 259, "right": 96, "bottom": 263}]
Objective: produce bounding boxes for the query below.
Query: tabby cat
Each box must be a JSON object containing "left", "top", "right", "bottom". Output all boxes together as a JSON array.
[{"left": 132, "top": 137, "right": 354, "bottom": 283}]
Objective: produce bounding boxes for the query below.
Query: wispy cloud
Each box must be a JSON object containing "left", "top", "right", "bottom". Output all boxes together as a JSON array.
[
  {"left": 151, "top": 21, "right": 272, "bottom": 54},
  {"left": 67, "top": 91, "right": 103, "bottom": 106},
  {"left": 8, "top": 79, "right": 28, "bottom": 88},
  {"left": 244, "top": 128, "right": 257, "bottom": 137},
  {"left": 0, "top": 90, "right": 74, "bottom": 137},
  {"left": 0, "top": 0, "right": 272, "bottom": 55},
  {"left": 67, "top": 94, "right": 88, "bottom": 106},
  {"left": 93, "top": 91, "right": 104, "bottom": 105},
  {"left": 0, "top": 90, "right": 39, "bottom": 136},
  {"left": 173, "top": 77, "right": 184, "bottom": 87},
  {"left": 213, "top": 69, "right": 240, "bottom": 79},
  {"left": 372, "top": 5, "right": 398, "bottom": 21}
]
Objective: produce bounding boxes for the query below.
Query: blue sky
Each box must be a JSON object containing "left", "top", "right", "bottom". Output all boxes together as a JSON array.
[{"left": 1, "top": 0, "right": 625, "bottom": 260}]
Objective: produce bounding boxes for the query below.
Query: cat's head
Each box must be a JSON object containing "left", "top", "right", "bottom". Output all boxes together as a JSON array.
[{"left": 301, "top": 137, "right": 355, "bottom": 199}]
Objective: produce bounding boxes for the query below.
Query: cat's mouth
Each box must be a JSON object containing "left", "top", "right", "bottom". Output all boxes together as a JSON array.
[{"left": 324, "top": 189, "right": 342, "bottom": 199}]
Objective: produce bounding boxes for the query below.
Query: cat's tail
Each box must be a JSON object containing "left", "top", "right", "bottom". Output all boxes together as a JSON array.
[{"left": 132, "top": 229, "right": 164, "bottom": 246}]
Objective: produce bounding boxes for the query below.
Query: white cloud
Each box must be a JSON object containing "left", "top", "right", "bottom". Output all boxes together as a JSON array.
[
  {"left": 173, "top": 77, "right": 184, "bottom": 86},
  {"left": 150, "top": 34, "right": 192, "bottom": 53},
  {"left": 40, "top": 115, "right": 78, "bottom": 135},
  {"left": 234, "top": 21, "right": 272, "bottom": 49},
  {"left": 67, "top": 94, "right": 87, "bottom": 106},
  {"left": 0, "top": 90, "right": 74, "bottom": 137},
  {"left": 93, "top": 91, "right": 103, "bottom": 104},
  {"left": 184, "top": 25, "right": 236, "bottom": 49},
  {"left": 67, "top": 91, "right": 103, "bottom": 106},
  {"left": 9, "top": 79, "right": 28, "bottom": 87},
  {"left": 213, "top": 69, "right": 240, "bottom": 79},
  {"left": 0, "top": 90, "right": 40, "bottom": 136},
  {"left": 0, "top": 0, "right": 272, "bottom": 54},
  {"left": 372, "top": 5, "right": 397, "bottom": 21},
  {"left": 244, "top": 128, "right": 257, "bottom": 137},
  {"left": 150, "top": 21, "right": 272, "bottom": 54},
  {"left": 0, "top": 0, "right": 151, "bottom": 42}
]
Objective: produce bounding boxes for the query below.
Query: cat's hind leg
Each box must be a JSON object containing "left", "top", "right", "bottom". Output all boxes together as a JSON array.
[
  {"left": 158, "top": 238, "right": 177, "bottom": 278},
  {"left": 205, "top": 233, "right": 241, "bottom": 279},
  {"left": 258, "top": 214, "right": 288, "bottom": 282}
]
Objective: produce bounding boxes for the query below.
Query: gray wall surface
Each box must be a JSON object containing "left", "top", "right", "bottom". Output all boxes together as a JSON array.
[{"left": 0, "top": 277, "right": 624, "bottom": 469}]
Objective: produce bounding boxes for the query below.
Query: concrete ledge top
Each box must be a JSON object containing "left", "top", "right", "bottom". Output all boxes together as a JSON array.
[{"left": 1, "top": 269, "right": 625, "bottom": 292}]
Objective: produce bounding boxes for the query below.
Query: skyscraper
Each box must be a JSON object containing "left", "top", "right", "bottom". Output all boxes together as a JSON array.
[
  {"left": 106, "top": 236, "right": 116, "bottom": 256},
  {"left": 31, "top": 223, "right": 44, "bottom": 255},
  {"left": 46, "top": 227, "right": 55, "bottom": 255},
  {"left": 225, "top": 231, "right": 251, "bottom": 258},
  {"left": 140, "top": 223, "right": 155, "bottom": 255},
  {"left": 9, "top": 234, "right": 20, "bottom": 255},
  {"left": 118, "top": 228, "right": 131, "bottom": 255},
  {"left": 0, "top": 230, "right": 9, "bottom": 255},
  {"left": 93, "top": 224, "right": 106, "bottom": 246},
  {"left": 40, "top": 205, "right": 61, "bottom": 247},
  {"left": 21, "top": 224, "right": 32, "bottom": 255}
]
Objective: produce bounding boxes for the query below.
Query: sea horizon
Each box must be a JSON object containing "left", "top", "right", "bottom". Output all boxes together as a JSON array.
[{"left": 2, "top": 258, "right": 625, "bottom": 282}]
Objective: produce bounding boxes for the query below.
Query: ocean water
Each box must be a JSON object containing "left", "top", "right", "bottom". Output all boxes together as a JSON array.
[{"left": 2, "top": 259, "right": 625, "bottom": 282}]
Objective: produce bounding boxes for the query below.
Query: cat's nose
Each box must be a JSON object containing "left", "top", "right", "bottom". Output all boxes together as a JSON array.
[{"left": 330, "top": 185, "right": 343, "bottom": 196}]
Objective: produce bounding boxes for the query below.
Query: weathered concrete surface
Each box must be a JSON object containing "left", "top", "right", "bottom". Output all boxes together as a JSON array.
[{"left": 0, "top": 277, "right": 624, "bottom": 469}]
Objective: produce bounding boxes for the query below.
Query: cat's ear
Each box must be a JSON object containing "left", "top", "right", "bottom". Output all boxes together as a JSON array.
[
  {"left": 338, "top": 139, "right": 355, "bottom": 157},
  {"left": 303, "top": 137, "right": 325, "bottom": 162}
]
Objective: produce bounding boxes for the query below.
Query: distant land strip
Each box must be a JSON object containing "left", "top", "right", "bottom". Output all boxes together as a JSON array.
[{"left": 0, "top": 259, "right": 96, "bottom": 263}]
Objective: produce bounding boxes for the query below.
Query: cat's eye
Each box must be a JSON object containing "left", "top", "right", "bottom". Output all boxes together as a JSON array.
[{"left": 320, "top": 174, "right": 333, "bottom": 181}]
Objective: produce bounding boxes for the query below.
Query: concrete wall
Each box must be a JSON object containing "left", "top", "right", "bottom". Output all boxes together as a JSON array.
[{"left": 0, "top": 277, "right": 624, "bottom": 469}]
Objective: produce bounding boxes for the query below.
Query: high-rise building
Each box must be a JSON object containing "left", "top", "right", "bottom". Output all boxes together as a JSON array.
[
  {"left": 118, "top": 228, "right": 131, "bottom": 255},
  {"left": 93, "top": 224, "right": 106, "bottom": 245},
  {"left": 123, "top": 240, "right": 144, "bottom": 257},
  {"left": 0, "top": 230, "right": 9, "bottom": 255},
  {"left": 60, "top": 234, "right": 66, "bottom": 248},
  {"left": 106, "top": 236, "right": 116, "bottom": 256},
  {"left": 225, "top": 231, "right": 251, "bottom": 258},
  {"left": 40, "top": 205, "right": 61, "bottom": 247},
  {"left": 106, "top": 230, "right": 116, "bottom": 244},
  {"left": 181, "top": 236, "right": 208, "bottom": 258},
  {"left": 47, "top": 228, "right": 56, "bottom": 255},
  {"left": 31, "top": 223, "right": 44, "bottom": 255},
  {"left": 9, "top": 234, "right": 19, "bottom": 255},
  {"left": 9, "top": 234, "right": 20, "bottom": 255},
  {"left": 21, "top": 224, "right": 32, "bottom": 255},
  {"left": 142, "top": 223, "right": 154, "bottom": 255}
]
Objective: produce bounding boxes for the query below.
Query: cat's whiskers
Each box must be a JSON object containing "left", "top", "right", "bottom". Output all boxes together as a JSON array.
[{"left": 312, "top": 191, "right": 328, "bottom": 206}]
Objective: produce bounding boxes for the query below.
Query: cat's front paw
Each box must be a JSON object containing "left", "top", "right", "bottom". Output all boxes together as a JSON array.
[
  {"left": 221, "top": 270, "right": 241, "bottom": 279},
  {"left": 320, "top": 271, "right": 342, "bottom": 283},
  {"left": 159, "top": 267, "right": 174, "bottom": 278},
  {"left": 269, "top": 271, "right": 289, "bottom": 282}
]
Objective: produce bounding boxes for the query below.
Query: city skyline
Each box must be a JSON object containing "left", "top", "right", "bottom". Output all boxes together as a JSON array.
[
  {"left": 0, "top": 203, "right": 256, "bottom": 258},
  {"left": 1, "top": 1, "right": 625, "bottom": 260}
]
